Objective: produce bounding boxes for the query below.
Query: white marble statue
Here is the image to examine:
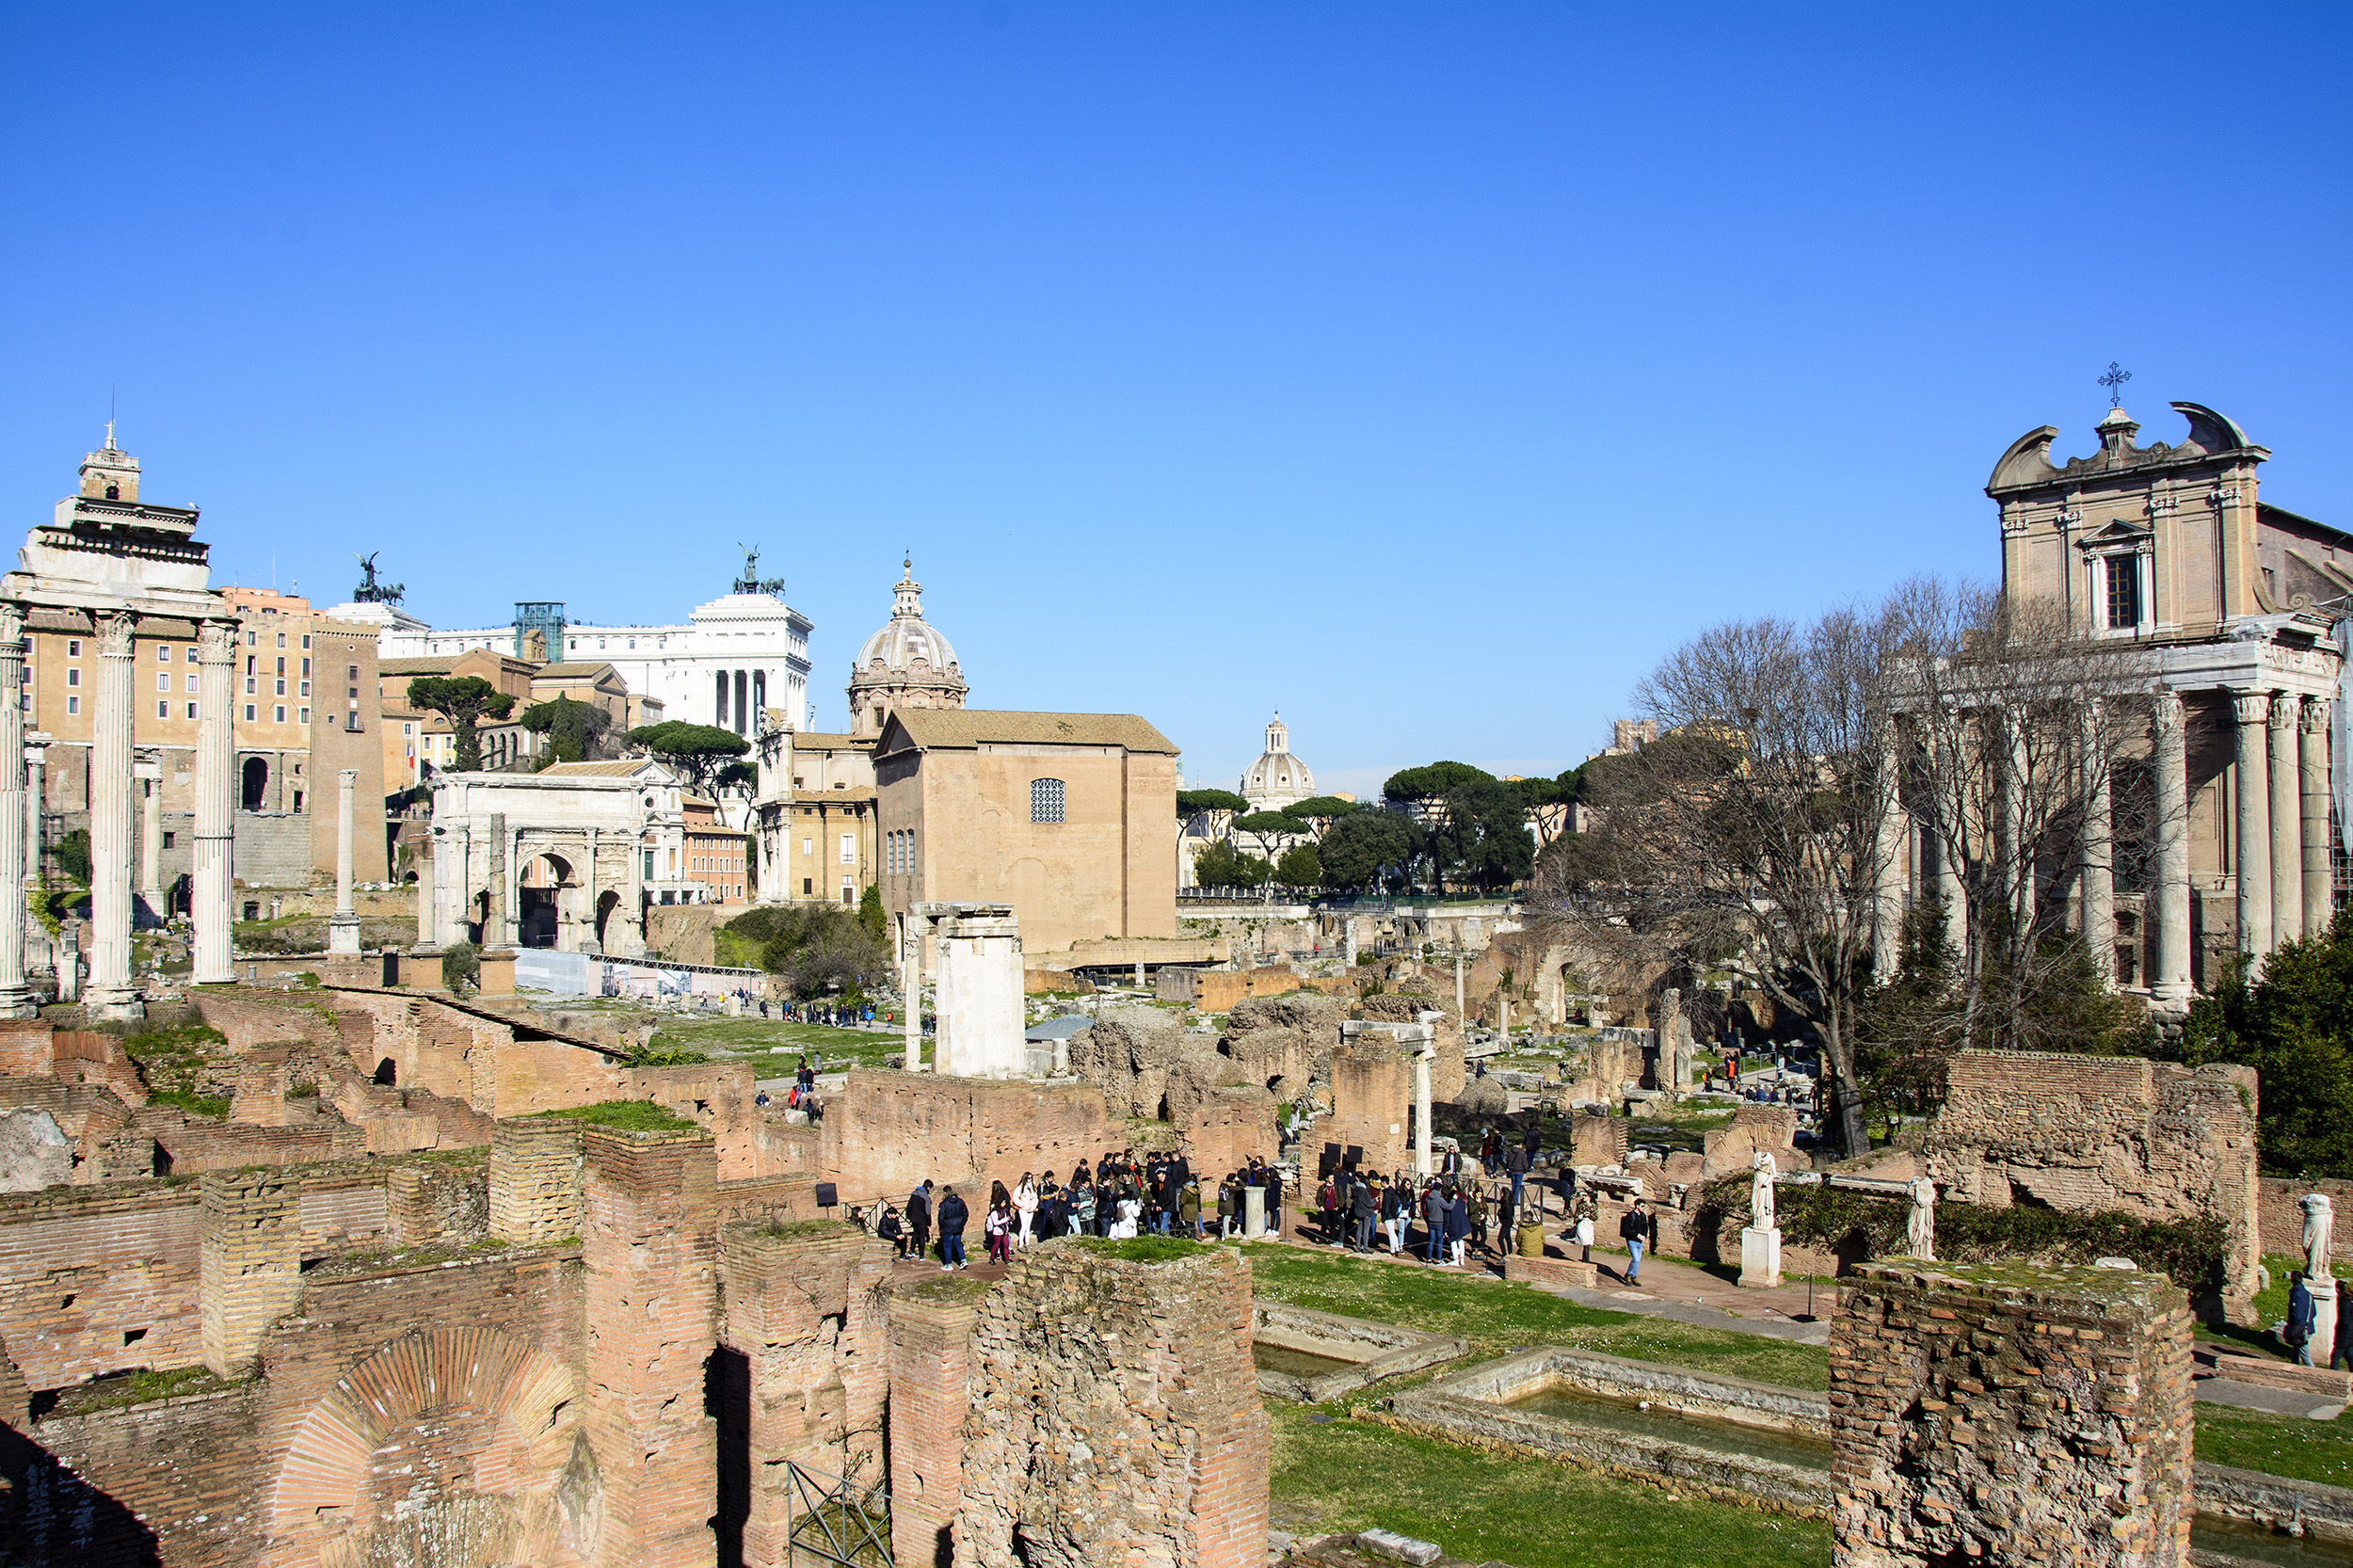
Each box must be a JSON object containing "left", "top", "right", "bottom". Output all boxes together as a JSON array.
[
  {"left": 2303, "top": 1192, "right": 2335, "bottom": 1283},
  {"left": 1907, "top": 1176, "right": 1937, "bottom": 1260},
  {"left": 1751, "top": 1151, "right": 1777, "bottom": 1231}
]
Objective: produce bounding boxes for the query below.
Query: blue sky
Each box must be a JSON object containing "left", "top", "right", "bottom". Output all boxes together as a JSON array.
[{"left": 4, "top": 4, "right": 2346, "bottom": 800}]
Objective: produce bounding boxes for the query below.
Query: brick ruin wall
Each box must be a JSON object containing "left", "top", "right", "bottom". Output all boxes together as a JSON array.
[
  {"left": 1830, "top": 1261, "right": 2194, "bottom": 1568},
  {"left": 826, "top": 1070, "right": 1112, "bottom": 1205},
  {"left": 1324, "top": 1035, "right": 1409, "bottom": 1176},
  {"left": 1927, "top": 1052, "right": 2263, "bottom": 1302},
  {"left": 946, "top": 1244, "right": 1271, "bottom": 1568},
  {"left": 890, "top": 1279, "right": 983, "bottom": 1568}
]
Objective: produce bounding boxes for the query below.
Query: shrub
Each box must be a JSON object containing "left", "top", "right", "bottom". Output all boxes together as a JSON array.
[{"left": 441, "top": 941, "right": 480, "bottom": 994}]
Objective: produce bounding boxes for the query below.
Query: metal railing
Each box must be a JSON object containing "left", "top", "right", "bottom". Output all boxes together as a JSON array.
[{"left": 783, "top": 1458, "right": 892, "bottom": 1568}]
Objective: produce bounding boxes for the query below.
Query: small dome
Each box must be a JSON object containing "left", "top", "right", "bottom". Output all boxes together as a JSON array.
[
  {"left": 855, "top": 562, "right": 961, "bottom": 676},
  {"left": 848, "top": 558, "right": 968, "bottom": 736},
  {"left": 1240, "top": 713, "right": 1315, "bottom": 808}
]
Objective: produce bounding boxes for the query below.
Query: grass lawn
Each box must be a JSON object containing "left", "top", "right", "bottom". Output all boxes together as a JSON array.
[
  {"left": 644, "top": 1016, "right": 902, "bottom": 1070},
  {"left": 1241, "top": 1244, "right": 1829, "bottom": 1390},
  {"left": 2195, "top": 1403, "right": 2353, "bottom": 1488},
  {"left": 1268, "top": 1400, "right": 1827, "bottom": 1568}
]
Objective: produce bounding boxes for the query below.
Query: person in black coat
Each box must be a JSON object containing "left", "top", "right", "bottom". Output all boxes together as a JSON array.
[
  {"left": 936, "top": 1187, "right": 970, "bottom": 1271},
  {"left": 1350, "top": 1174, "right": 1377, "bottom": 1251},
  {"left": 906, "top": 1182, "right": 933, "bottom": 1262},
  {"left": 1619, "top": 1198, "right": 1651, "bottom": 1284}
]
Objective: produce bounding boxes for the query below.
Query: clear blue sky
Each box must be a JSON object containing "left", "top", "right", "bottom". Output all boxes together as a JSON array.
[{"left": 5, "top": 4, "right": 2346, "bottom": 800}]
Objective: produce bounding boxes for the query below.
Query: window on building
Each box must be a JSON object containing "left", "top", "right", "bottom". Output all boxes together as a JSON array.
[
  {"left": 157, "top": 700, "right": 168, "bottom": 718},
  {"left": 298, "top": 708, "right": 310, "bottom": 725},
  {"left": 67, "top": 696, "right": 78, "bottom": 715},
  {"left": 65, "top": 668, "right": 78, "bottom": 688},
  {"left": 299, "top": 682, "right": 310, "bottom": 697},
  {"left": 301, "top": 658, "right": 312, "bottom": 678},
  {"left": 1031, "top": 777, "right": 1065, "bottom": 824},
  {"left": 184, "top": 674, "right": 197, "bottom": 692},
  {"left": 162, "top": 832, "right": 174, "bottom": 849},
  {"left": 156, "top": 673, "right": 168, "bottom": 692},
  {"left": 275, "top": 706, "right": 286, "bottom": 723},
  {"left": 840, "top": 832, "right": 855, "bottom": 864},
  {"left": 275, "top": 680, "right": 286, "bottom": 696},
  {"left": 841, "top": 885, "right": 854, "bottom": 905},
  {"left": 244, "top": 703, "right": 256, "bottom": 722},
  {"left": 66, "top": 639, "right": 78, "bottom": 657},
  {"left": 2105, "top": 554, "right": 2140, "bottom": 630},
  {"left": 803, "top": 877, "right": 813, "bottom": 895},
  {"left": 155, "top": 646, "right": 168, "bottom": 663},
  {"left": 803, "top": 837, "right": 812, "bottom": 856},
  {"left": 186, "top": 702, "right": 197, "bottom": 719},
  {"left": 184, "top": 646, "right": 196, "bottom": 663},
  {"left": 301, "top": 634, "right": 311, "bottom": 649},
  {"left": 246, "top": 631, "right": 256, "bottom": 647}
]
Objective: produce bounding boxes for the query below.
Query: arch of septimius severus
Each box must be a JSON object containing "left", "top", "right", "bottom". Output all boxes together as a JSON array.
[
  {"left": 1866, "top": 399, "right": 2349, "bottom": 1001},
  {"left": 0, "top": 433, "right": 240, "bottom": 1020}
]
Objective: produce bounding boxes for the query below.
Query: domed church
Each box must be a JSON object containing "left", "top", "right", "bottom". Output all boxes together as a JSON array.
[
  {"left": 848, "top": 558, "right": 968, "bottom": 737},
  {"left": 1240, "top": 713, "right": 1316, "bottom": 810}
]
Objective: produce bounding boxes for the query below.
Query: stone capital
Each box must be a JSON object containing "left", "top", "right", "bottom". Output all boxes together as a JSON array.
[
  {"left": 2302, "top": 696, "right": 2333, "bottom": 736},
  {"left": 0, "top": 601, "right": 23, "bottom": 647},
  {"left": 96, "top": 610, "right": 136, "bottom": 661},
  {"left": 2150, "top": 688, "right": 2185, "bottom": 734},
  {"left": 2232, "top": 689, "right": 2275, "bottom": 728},
  {"left": 2268, "top": 692, "right": 2298, "bottom": 731},
  {"left": 198, "top": 619, "right": 235, "bottom": 663}
]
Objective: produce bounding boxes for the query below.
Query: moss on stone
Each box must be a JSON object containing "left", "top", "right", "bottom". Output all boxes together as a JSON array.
[
  {"left": 901, "top": 1273, "right": 993, "bottom": 1305},
  {"left": 523, "top": 1099, "right": 697, "bottom": 1133},
  {"left": 1070, "top": 1235, "right": 1210, "bottom": 1264}
]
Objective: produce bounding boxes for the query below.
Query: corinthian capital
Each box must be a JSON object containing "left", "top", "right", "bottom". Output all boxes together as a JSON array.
[
  {"left": 97, "top": 612, "right": 136, "bottom": 661},
  {"left": 2233, "top": 689, "right": 2275, "bottom": 728},
  {"left": 2303, "top": 696, "right": 2334, "bottom": 735},
  {"left": 199, "top": 619, "right": 235, "bottom": 664}
]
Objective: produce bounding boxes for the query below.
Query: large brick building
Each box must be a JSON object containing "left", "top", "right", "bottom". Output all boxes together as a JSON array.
[{"left": 874, "top": 710, "right": 1179, "bottom": 955}]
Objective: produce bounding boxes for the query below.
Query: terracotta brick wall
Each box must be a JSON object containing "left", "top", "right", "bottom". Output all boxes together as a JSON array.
[
  {"left": 890, "top": 1280, "right": 981, "bottom": 1568},
  {"left": 200, "top": 1169, "right": 301, "bottom": 1377},
  {"left": 1325, "top": 1036, "right": 1408, "bottom": 1176},
  {"left": 490, "top": 1117, "right": 585, "bottom": 1244},
  {"left": 582, "top": 1129, "right": 721, "bottom": 1568},
  {"left": 1830, "top": 1261, "right": 2193, "bottom": 1568},
  {"left": 2255, "top": 1176, "right": 2353, "bottom": 1267},
  {"left": 386, "top": 1154, "right": 488, "bottom": 1243},
  {"left": 825, "top": 1071, "right": 1111, "bottom": 1206},
  {"left": 0, "top": 1183, "right": 201, "bottom": 1389},
  {"left": 4, "top": 1380, "right": 264, "bottom": 1568}
]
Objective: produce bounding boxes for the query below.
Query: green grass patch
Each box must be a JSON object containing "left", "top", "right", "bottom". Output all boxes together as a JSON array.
[
  {"left": 1241, "top": 1244, "right": 1829, "bottom": 1390},
  {"left": 2195, "top": 1404, "right": 2353, "bottom": 1488},
  {"left": 54, "top": 1365, "right": 239, "bottom": 1415},
  {"left": 900, "top": 1273, "right": 994, "bottom": 1305},
  {"left": 644, "top": 1016, "right": 899, "bottom": 1070},
  {"left": 525, "top": 1099, "right": 698, "bottom": 1133},
  {"left": 1270, "top": 1402, "right": 1825, "bottom": 1568},
  {"left": 1070, "top": 1235, "right": 1208, "bottom": 1264}
]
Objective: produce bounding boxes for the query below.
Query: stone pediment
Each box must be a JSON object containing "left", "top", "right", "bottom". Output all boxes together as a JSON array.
[
  {"left": 2074, "top": 518, "right": 2153, "bottom": 551},
  {"left": 1987, "top": 401, "right": 2266, "bottom": 497}
]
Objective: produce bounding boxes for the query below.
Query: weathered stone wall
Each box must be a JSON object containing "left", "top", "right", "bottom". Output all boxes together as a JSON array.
[
  {"left": 491, "top": 1116, "right": 586, "bottom": 1244},
  {"left": 889, "top": 1277, "right": 984, "bottom": 1568},
  {"left": 1702, "top": 1104, "right": 1801, "bottom": 1180},
  {"left": 1069, "top": 1005, "right": 1210, "bottom": 1121},
  {"left": 825, "top": 1070, "right": 1111, "bottom": 1203},
  {"left": 1325, "top": 1034, "right": 1409, "bottom": 1175},
  {"left": 950, "top": 1243, "right": 1270, "bottom": 1568},
  {"left": 1829, "top": 1260, "right": 2194, "bottom": 1568},
  {"left": 1928, "top": 1051, "right": 2263, "bottom": 1302},
  {"left": 716, "top": 1222, "right": 895, "bottom": 1568}
]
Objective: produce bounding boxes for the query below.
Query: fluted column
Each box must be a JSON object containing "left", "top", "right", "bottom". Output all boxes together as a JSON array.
[
  {"left": 192, "top": 621, "right": 236, "bottom": 984},
  {"left": 434, "top": 821, "right": 469, "bottom": 946},
  {"left": 2269, "top": 696, "right": 2303, "bottom": 952},
  {"left": 0, "top": 604, "right": 30, "bottom": 1017},
  {"left": 24, "top": 736, "right": 49, "bottom": 983},
  {"left": 139, "top": 770, "right": 162, "bottom": 903},
  {"left": 87, "top": 612, "right": 139, "bottom": 1018},
  {"left": 2150, "top": 692, "right": 2193, "bottom": 1001},
  {"left": 2000, "top": 705, "right": 2033, "bottom": 930},
  {"left": 901, "top": 912, "right": 923, "bottom": 1071},
  {"left": 2079, "top": 699, "right": 2114, "bottom": 984},
  {"left": 2233, "top": 690, "right": 2274, "bottom": 964},
  {"left": 1937, "top": 825, "right": 1966, "bottom": 957},
  {"left": 2303, "top": 696, "right": 2335, "bottom": 937},
  {"left": 328, "top": 769, "right": 360, "bottom": 954}
]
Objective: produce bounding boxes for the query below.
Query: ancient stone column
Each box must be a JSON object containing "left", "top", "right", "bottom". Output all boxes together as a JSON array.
[
  {"left": 434, "top": 821, "right": 469, "bottom": 947},
  {"left": 412, "top": 840, "right": 434, "bottom": 948},
  {"left": 87, "top": 612, "right": 140, "bottom": 1019},
  {"left": 2269, "top": 694, "right": 2302, "bottom": 952},
  {"left": 192, "top": 619, "right": 236, "bottom": 985},
  {"left": 2079, "top": 700, "right": 2114, "bottom": 984},
  {"left": 583, "top": 824, "right": 600, "bottom": 953},
  {"left": 1935, "top": 824, "right": 1966, "bottom": 959},
  {"left": 0, "top": 606, "right": 28, "bottom": 1019},
  {"left": 1871, "top": 744, "right": 1904, "bottom": 972},
  {"left": 1454, "top": 950, "right": 1465, "bottom": 1017},
  {"left": 23, "top": 736, "right": 49, "bottom": 985},
  {"left": 1412, "top": 1045, "right": 1433, "bottom": 1176},
  {"left": 901, "top": 913, "right": 923, "bottom": 1071},
  {"left": 1999, "top": 704, "right": 2033, "bottom": 931},
  {"left": 486, "top": 810, "right": 510, "bottom": 948},
  {"left": 139, "top": 771, "right": 161, "bottom": 902},
  {"left": 2151, "top": 691, "right": 2193, "bottom": 1002},
  {"left": 328, "top": 768, "right": 360, "bottom": 954},
  {"left": 619, "top": 824, "right": 646, "bottom": 958},
  {"left": 2233, "top": 689, "right": 2274, "bottom": 962},
  {"left": 2303, "top": 696, "right": 2334, "bottom": 939}
]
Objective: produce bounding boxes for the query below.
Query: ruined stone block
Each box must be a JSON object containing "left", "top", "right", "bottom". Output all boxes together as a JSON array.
[
  {"left": 199, "top": 1169, "right": 300, "bottom": 1378},
  {"left": 489, "top": 1116, "right": 584, "bottom": 1244},
  {"left": 1830, "top": 1260, "right": 2193, "bottom": 1568}
]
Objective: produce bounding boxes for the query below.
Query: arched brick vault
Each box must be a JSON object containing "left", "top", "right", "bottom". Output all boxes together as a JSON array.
[{"left": 267, "top": 1325, "right": 591, "bottom": 1565}]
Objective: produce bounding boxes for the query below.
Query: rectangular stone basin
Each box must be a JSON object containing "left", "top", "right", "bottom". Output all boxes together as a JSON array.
[{"left": 1250, "top": 1303, "right": 1470, "bottom": 1403}]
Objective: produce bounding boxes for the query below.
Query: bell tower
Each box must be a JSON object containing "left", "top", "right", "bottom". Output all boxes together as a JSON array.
[{"left": 78, "top": 424, "right": 140, "bottom": 503}]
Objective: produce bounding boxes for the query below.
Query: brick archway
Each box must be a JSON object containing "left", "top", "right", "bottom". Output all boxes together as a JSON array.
[{"left": 267, "top": 1325, "right": 595, "bottom": 1567}]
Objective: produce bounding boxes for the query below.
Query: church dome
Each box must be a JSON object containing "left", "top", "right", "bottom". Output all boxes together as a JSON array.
[
  {"left": 848, "top": 559, "right": 968, "bottom": 737},
  {"left": 1241, "top": 714, "right": 1315, "bottom": 808}
]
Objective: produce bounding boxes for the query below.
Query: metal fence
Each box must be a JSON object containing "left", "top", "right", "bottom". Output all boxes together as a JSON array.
[{"left": 783, "top": 1458, "right": 892, "bottom": 1568}]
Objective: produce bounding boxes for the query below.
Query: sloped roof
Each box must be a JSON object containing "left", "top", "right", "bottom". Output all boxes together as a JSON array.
[
  {"left": 534, "top": 661, "right": 623, "bottom": 681},
  {"left": 792, "top": 731, "right": 874, "bottom": 750},
  {"left": 539, "top": 759, "right": 673, "bottom": 779},
  {"left": 881, "top": 710, "right": 1179, "bottom": 756}
]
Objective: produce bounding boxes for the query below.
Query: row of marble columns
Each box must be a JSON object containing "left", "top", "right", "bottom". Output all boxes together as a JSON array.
[
  {"left": 0, "top": 606, "right": 237, "bottom": 1019},
  {"left": 1872, "top": 686, "right": 2336, "bottom": 1000}
]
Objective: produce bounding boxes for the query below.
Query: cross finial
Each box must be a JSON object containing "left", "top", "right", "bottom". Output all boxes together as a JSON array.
[{"left": 2099, "top": 361, "right": 2132, "bottom": 408}]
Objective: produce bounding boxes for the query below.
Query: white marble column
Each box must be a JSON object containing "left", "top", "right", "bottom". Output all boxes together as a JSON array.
[
  {"left": 901, "top": 912, "right": 923, "bottom": 1071},
  {"left": 582, "top": 824, "right": 600, "bottom": 953},
  {"left": 1871, "top": 743, "right": 1905, "bottom": 969},
  {"left": 2303, "top": 697, "right": 2335, "bottom": 938},
  {"left": 412, "top": 841, "right": 434, "bottom": 949},
  {"left": 2233, "top": 690, "right": 2274, "bottom": 962},
  {"left": 328, "top": 768, "right": 360, "bottom": 954},
  {"left": 2000, "top": 705, "right": 2033, "bottom": 930},
  {"left": 0, "top": 604, "right": 30, "bottom": 1017},
  {"left": 24, "top": 736, "right": 49, "bottom": 984},
  {"left": 434, "top": 822, "right": 470, "bottom": 946},
  {"left": 192, "top": 619, "right": 236, "bottom": 985},
  {"left": 617, "top": 830, "right": 645, "bottom": 957},
  {"left": 139, "top": 773, "right": 161, "bottom": 902},
  {"left": 87, "top": 612, "right": 139, "bottom": 1018},
  {"left": 1412, "top": 1046, "right": 1433, "bottom": 1177},
  {"left": 2150, "top": 692, "right": 2193, "bottom": 1001},
  {"left": 2270, "top": 696, "right": 2303, "bottom": 952},
  {"left": 1937, "top": 825, "right": 1967, "bottom": 957},
  {"left": 2079, "top": 700, "right": 2113, "bottom": 984}
]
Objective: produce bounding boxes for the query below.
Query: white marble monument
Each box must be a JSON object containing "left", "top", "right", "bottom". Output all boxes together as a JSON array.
[
  {"left": 1739, "top": 1151, "right": 1783, "bottom": 1289},
  {"left": 917, "top": 902, "right": 1027, "bottom": 1079}
]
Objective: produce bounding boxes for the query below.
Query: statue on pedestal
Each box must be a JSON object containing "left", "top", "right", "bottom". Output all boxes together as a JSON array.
[
  {"left": 1751, "top": 1151, "right": 1777, "bottom": 1230},
  {"left": 2303, "top": 1192, "right": 2335, "bottom": 1283},
  {"left": 1907, "top": 1176, "right": 1937, "bottom": 1260}
]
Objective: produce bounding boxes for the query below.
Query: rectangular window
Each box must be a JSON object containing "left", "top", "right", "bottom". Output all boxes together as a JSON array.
[
  {"left": 162, "top": 832, "right": 174, "bottom": 849},
  {"left": 276, "top": 632, "right": 286, "bottom": 648},
  {"left": 643, "top": 850, "right": 655, "bottom": 879},
  {"left": 1030, "top": 776, "right": 1065, "bottom": 824},
  {"left": 298, "top": 708, "right": 310, "bottom": 725},
  {"left": 840, "top": 833, "right": 855, "bottom": 864},
  {"left": 803, "top": 877, "right": 813, "bottom": 895},
  {"left": 66, "top": 668, "right": 78, "bottom": 687},
  {"left": 275, "top": 705, "right": 286, "bottom": 723},
  {"left": 66, "top": 695, "right": 77, "bottom": 715},
  {"left": 246, "top": 631, "right": 255, "bottom": 647},
  {"left": 156, "top": 673, "right": 169, "bottom": 692},
  {"left": 184, "top": 673, "right": 198, "bottom": 692},
  {"left": 301, "top": 658, "right": 311, "bottom": 677},
  {"left": 275, "top": 656, "right": 285, "bottom": 676},
  {"left": 155, "top": 646, "right": 168, "bottom": 663},
  {"left": 299, "top": 681, "right": 310, "bottom": 697},
  {"left": 157, "top": 700, "right": 168, "bottom": 718},
  {"left": 803, "top": 838, "right": 812, "bottom": 856},
  {"left": 301, "top": 634, "right": 311, "bottom": 649},
  {"left": 186, "top": 702, "right": 197, "bottom": 719},
  {"left": 184, "top": 646, "right": 196, "bottom": 663},
  {"left": 275, "top": 680, "right": 286, "bottom": 696},
  {"left": 66, "top": 639, "right": 79, "bottom": 657},
  {"left": 2105, "top": 554, "right": 2140, "bottom": 630},
  {"left": 245, "top": 678, "right": 256, "bottom": 696},
  {"left": 245, "top": 703, "right": 256, "bottom": 722}
]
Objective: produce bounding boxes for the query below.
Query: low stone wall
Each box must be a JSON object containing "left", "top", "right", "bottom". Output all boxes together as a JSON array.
[
  {"left": 2256, "top": 1175, "right": 2353, "bottom": 1267},
  {"left": 1385, "top": 1346, "right": 1829, "bottom": 1516},
  {"left": 1251, "top": 1302, "right": 1468, "bottom": 1402}
]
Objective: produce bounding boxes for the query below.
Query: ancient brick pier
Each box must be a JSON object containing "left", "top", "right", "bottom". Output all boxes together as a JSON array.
[{"left": 1830, "top": 1260, "right": 2195, "bottom": 1568}]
